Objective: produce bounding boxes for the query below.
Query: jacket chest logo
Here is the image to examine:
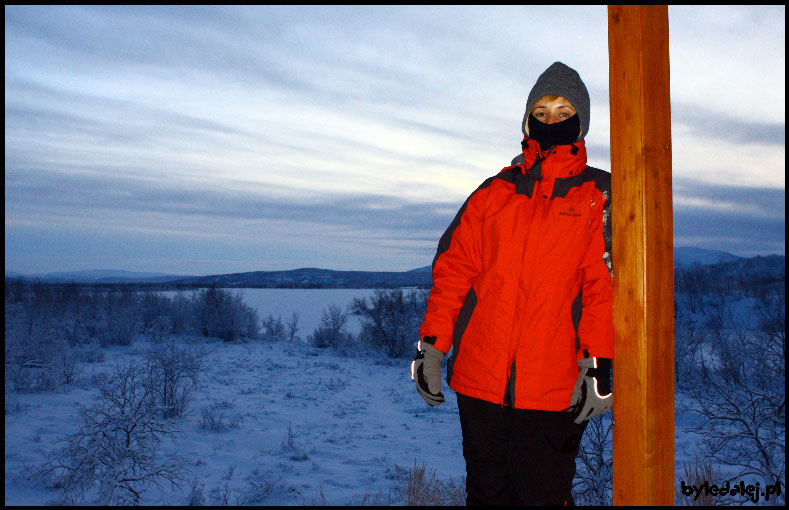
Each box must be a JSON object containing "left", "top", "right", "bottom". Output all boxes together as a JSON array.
[{"left": 559, "top": 206, "right": 582, "bottom": 218}]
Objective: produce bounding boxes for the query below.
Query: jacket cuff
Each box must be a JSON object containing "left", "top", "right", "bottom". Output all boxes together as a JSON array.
[{"left": 423, "top": 335, "right": 451, "bottom": 355}]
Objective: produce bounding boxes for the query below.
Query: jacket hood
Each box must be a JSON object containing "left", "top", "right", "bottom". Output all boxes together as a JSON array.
[{"left": 522, "top": 62, "right": 590, "bottom": 142}]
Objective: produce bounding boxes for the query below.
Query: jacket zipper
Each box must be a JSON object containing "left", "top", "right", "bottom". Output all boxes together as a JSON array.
[{"left": 503, "top": 149, "right": 555, "bottom": 408}]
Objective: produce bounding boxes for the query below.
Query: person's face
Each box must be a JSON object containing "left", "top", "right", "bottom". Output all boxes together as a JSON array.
[{"left": 531, "top": 96, "right": 577, "bottom": 124}]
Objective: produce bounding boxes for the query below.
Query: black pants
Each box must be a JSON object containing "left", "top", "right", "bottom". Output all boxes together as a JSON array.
[{"left": 457, "top": 393, "right": 587, "bottom": 506}]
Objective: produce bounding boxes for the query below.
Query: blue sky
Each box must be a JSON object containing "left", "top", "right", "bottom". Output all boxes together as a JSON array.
[{"left": 5, "top": 5, "right": 785, "bottom": 275}]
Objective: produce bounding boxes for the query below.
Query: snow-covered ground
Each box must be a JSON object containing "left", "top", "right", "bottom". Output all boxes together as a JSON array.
[
  {"left": 5, "top": 337, "right": 466, "bottom": 505},
  {"left": 5, "top": 288, "right": 782, "bottom": 505},
  {"left": 5, "top": 289, "right": 467, "bottom": 506}
]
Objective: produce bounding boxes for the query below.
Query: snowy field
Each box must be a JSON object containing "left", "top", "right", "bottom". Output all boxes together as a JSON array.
[
  {"left": 5, "top": 341, "right": 466, "bottom": 505},
  {"left": 5, "top": 287, "right": 783, "bottom": 505},
  {"left": 5, "top": 289, "right": 466, "bottom": 506}
]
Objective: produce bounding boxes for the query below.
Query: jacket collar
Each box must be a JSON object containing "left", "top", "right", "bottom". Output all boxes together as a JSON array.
[{"left": 520, "top": 137, "right": 587, "bottom": 180}]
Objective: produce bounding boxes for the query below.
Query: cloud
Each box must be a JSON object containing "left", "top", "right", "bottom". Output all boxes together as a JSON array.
[
  {"left": 5, "top": 80, "right": 253, "bottom": 146},
  {"left": 673, "top": 177, "right": 785, "bottom": 256},
  {"left": 4, "top": 6, "right": 784, "bottom": 273},
  {"left": 4, "top": 167, "right": 458, "bottom": 242},
  {"left": 5, "top": 165, "right": 458, "bottom": 273},
  {"left": 672, "top": 103, "right": 785, "bottom": 146},
  {"left": 668, "top": 5, "right": 785, "bottom": 124},
  {"left": 8, "top": 167, "right": 783, "bottom": 259}
]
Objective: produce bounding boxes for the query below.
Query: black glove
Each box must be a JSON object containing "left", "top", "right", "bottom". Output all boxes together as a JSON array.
[
  {"left": 410, "top": 336, "right": 445, "bottom": 406},
  {"left": 569, "top": 354, "right": 612, "bottom": 424}
]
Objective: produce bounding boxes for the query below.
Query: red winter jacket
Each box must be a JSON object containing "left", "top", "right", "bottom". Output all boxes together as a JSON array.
[{"left": 419, "top": 138, "right": 613, "bottom": 411}]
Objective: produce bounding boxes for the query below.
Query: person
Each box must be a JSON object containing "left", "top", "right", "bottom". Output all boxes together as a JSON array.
[{"left": 411, "top": 61, "right": 614, "bottom": 506}]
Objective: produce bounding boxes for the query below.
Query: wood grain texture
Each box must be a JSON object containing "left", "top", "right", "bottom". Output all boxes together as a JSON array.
[{"left": 608, "top": 5, "right": 675, "bottom": 506}]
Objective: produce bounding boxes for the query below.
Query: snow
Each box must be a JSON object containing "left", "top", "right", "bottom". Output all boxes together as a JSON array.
[
  {"left": 5, "top": 287, "right": 783, "bottom": 505},
  {"left": 5, "top": 289, "right": 465, "bottom": 506},
  {"left": 5, "top": 340, "right": 467, "bottom": 505}
]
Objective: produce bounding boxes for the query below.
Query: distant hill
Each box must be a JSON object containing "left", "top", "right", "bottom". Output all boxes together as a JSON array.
[
  {"left": 4, "top": 269, "right": 195, "bottom": 284},
  {"left": 6, "top": 247, "right": 780, "bottom": 288},
  {"left": 4, "top": 267, "right": 433, "bottom": 288},
  {"left": 673, "top": 247, "right": 741, "bottom": 268},
  {"left": 169, "top": 268, "right": 432, "bottom": 289}
]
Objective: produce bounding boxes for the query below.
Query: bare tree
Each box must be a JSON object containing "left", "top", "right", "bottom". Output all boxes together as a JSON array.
[
  {"left": 5, "top": 311, "right": 69, "bottom": 393},
  {"left": 145, "top": 339, "right": 203, "bottom": 419},
  {"left": 676, "top": 267, "right": 705, "bottom": 315},
  {"left": 573, "top": 414, "right": 613, "bottom": 505},
  {"left": 679, "top": 294, "right": 785, "bottom": 501},
  {"left": 674, "top": 315, "right": 708, "bottom": 391},
  {"left": 756, "top": 288, "right": 785, "bottom": 383},
  {"left": 309, "top": 304, "right": 351, "bottom": 350},
  {"left": 39, "top": 363, "right": 188, "bottom": 505},
  {"left": 100, "top": 288, "right": 137, "bottom": 346},
  {"left": 286, "top": 312, "right": 300, "bottom": 342},
  {"left": 352, "top": 289, "right": 425, "bottom": 358},
  {"left": 194, "top": 286, "right": 259, "bottom": 341},
  {"left": 262, "top": 314, "right": 286, "bottom": 341}
]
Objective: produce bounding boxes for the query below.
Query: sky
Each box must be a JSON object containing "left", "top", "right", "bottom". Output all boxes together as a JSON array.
[{"left": 4, "top": 5, "right": 785, "bottom": 275}]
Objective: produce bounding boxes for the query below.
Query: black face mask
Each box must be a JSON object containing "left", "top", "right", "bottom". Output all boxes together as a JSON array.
[{"left": 527, "top": 114, "right": 581, "bottom": 152}]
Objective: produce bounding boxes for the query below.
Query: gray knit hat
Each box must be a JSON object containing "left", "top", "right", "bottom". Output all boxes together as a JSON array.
[{"left": 522, "top": 62, "right": 590, "bottom": 142}]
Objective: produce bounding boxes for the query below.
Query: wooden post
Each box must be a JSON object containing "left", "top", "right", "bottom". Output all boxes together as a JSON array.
[{"left": 608, "top": 5, "right": 675, "bottom": 506}]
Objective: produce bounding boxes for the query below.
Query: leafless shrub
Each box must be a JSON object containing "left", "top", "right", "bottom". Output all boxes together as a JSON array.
[
  {"left": 675, "top": 456, "right": 725, "bottom": 506},
  {"left": 147, "top": 315, "right": 172, "bottom": 344},
  {"left": 5, "top": 318, "right": 69, "bottom": 393},
  {"left": 144, "top": 339, "right": 203, "bottom": 419},
  {"left": 352, "top": 289, "right": 426, "bottom": 358},
  {"left": 572, "top": 414, "right": 613, "bottom": 505},
  {"left": 322, "top": 377, "right": 348, "bottom": 391},
  {"left": 675, "top": 316, "right": 708, "bottom": 390},
  {"left": 262, "top": 314, "right": 286, "bottom": 341},
  {"left": 286, "top": 312, "right": 300, "bottom": 342},
  {"left": 281, "top": 422, "right": 310, "bottom": 461},
  {"left": 236, "top": 469, "right": 275, "bottom": 505},
  {"left": 222, "top": 462, "right": 236, "bottom": 480},
  {"left": 208, "top": 481, "right": 231, "bottom": 506},
  {"left": 59, "top": 350, "right": 81, "bottom": 385},
  {"left": 193, "top": 286, "right": 259, "bottom": 342},
  {"left": 199, "top": 400, "right": 241, "bottom": 432},
  {"left": 36, "top": 363, "right": 188, "bottom": 505},
  {"left": 185, "top": 477, "right": 206, "bottom": 506},
  {"left": 679, "top": 291, "right": 785, "bottom": 502},
  {"left": 309, "top": 304, "right": 353, "bottom": 350},
  {"left": 755, "top": 290, "right": 785, "bottom": 382},
  {"left": 393, "top": 461, "right": 466, "bottom": 506},
  {"left": 98, "top": 290, "right": 137, "bottom": 346}
]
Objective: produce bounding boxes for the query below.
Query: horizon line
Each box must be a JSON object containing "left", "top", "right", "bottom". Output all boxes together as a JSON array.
[{"left": 5, "top": 247, "right": 788, "bottom": 280}]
